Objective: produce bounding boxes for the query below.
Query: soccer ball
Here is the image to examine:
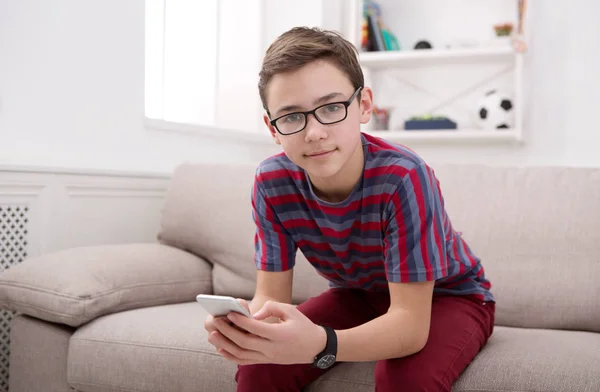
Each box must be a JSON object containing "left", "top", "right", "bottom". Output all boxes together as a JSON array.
[{"left": 476, "top": 90, "right": 514, "bottom": 130}]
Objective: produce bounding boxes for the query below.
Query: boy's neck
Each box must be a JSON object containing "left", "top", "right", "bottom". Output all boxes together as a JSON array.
[{"left": 309, "top": 141, "right": 365, "bottom": 203}]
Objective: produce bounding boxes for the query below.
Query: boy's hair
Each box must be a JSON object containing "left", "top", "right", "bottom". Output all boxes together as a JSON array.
[{"left": 258, "top": 27, "right": 364, "bottom": 115}]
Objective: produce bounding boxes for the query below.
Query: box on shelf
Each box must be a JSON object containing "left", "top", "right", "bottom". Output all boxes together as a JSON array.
[{"left": 404, "top": 117, "right": 457, "bottom": 131}]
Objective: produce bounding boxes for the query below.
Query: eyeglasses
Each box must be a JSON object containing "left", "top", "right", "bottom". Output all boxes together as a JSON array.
[{"left": 269, "top": 87, "right": 363, "bottom": 136}]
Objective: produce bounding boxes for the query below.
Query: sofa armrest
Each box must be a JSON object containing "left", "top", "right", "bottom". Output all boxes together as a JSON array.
[{"left": 0, "top": 243, "right": 212, "bottom": 327}]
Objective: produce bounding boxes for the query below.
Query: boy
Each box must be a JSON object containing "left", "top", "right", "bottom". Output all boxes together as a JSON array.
[{"left": 205, "top": 27, "right": 495, "bottom": 392}]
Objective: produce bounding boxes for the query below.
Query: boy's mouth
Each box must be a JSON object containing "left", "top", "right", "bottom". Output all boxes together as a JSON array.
[{"left": 306, "top": 149, "right": 336, "bottom": 158}]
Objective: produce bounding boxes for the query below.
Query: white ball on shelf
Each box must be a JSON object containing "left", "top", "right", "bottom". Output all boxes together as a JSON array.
[{"left": 476, "top": 90, "right": 515, "bottom": 130}]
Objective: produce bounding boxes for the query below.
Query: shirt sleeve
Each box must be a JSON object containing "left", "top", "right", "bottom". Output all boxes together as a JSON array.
[
  {"left": 251, "top": 175, "right": 297, "bottom": 272},
  {"left": 383, "top": 164, "right": 449, "bottom": 283}
]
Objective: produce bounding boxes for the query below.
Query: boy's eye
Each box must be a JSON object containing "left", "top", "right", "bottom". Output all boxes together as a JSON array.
[
  {"left": 324, "top": 104, "right": 341, "bottom": 113},
  {"left": 283, "top": 113, "right": 303, "bottom": 123}
]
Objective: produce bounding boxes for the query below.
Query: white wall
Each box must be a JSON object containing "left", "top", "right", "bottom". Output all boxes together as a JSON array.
[
  {"left": 0, "top": 0, "right": 142, "bottom": 168},
  {"left": 561, "top": 1, "right": 600, "bottom": 167},
  {"left": 405, "top": 0, "right": 600, "bottom": 168},
  {"left": 0, "top": 0, "right": 279, "bottom": 175},
  {"left": 1, "top": 0, "right": 599, "bottom": 174}
]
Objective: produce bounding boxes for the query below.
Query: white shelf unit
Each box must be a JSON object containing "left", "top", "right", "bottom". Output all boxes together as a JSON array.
[
  {"left": 365, "top": 129, "right": 520, "bottom": 144},
  {"left": 344, "top": 0, "right": 525, "bottom": 144},
  {"left": 359, "top": 46, "right": 515, "bottom": 69}
]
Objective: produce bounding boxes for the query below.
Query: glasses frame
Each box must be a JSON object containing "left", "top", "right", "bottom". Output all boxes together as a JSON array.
[{"left": 269, "top": 87, "right": 363, "bottom": 136}]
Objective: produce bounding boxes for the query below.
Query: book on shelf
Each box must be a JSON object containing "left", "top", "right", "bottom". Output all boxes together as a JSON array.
[{"left": 362, "top": 0, "right": 400, "bottom": 52}]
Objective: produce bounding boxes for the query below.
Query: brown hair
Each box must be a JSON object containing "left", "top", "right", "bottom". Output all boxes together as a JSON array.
[{"left": 258, "top": 27, "right": 364, "bottom": 115}]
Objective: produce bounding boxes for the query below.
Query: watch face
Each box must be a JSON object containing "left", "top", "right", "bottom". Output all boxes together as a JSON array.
[{"left": 317, "top": 354, "right": 336, "bottom": 369}]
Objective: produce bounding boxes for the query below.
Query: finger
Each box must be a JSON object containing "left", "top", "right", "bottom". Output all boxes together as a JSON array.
[
  {"left": 227, "top": 312, "right": 278, "bottom": 339},
  {"left": 213, "top": 318, "right": 266, "bottom": 352},
  {"left": 253, "top": 301, "right": 292, "bottom": 321},
  {"left": 208, "top": 316, "right": 232, "bottom": 331},
  {"left": 207, "top": 330, "right": 223, "bottom": 350},
  {"left": 210, "top": 331, "right": 266, "bottom": 362},
  {"left": 236, "top": 298, "right": 251, "bottom": 313},
  {"left": 211, "top": 315, "right": 246, "bottom": 333},
  {"left": 204, "top": 315, "right": 216, "bottom": 332}
]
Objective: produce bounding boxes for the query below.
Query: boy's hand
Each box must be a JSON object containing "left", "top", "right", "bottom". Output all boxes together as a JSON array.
[
  {"left": 236, "top": 298, "right": 251, "bottom": 314},
  {"left": 204, "top": 298, "right": 251, "bottom": 349},
  {"left": 209, "top": 301, "right": 327, "bottom": 366}
]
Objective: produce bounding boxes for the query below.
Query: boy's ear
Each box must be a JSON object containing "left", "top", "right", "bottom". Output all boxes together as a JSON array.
[
  {"left": 358, "top": 86, "right": 374, "bottom": 125},
  {"left": 264, "top": 114, "right": 281, "bottom": 145}
]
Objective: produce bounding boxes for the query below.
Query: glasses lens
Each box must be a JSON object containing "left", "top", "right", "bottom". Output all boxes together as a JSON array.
[
  {"left": 315, "top": 103, "right": 347, "bottom": 124},
  {"left": 275, "top": 113, "right": 306, "bottom": 134}
]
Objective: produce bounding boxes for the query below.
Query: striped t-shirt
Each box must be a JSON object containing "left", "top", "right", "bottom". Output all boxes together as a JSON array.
[{"left": 251, "top": 133, "right": 494, "bottom": 302}]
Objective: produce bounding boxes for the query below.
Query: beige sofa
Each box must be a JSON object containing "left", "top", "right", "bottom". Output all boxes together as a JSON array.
[{"left": 0, "top": 162, "right": 599, "bottom": 392}]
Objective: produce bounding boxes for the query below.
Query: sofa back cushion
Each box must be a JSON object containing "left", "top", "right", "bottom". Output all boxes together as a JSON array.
[
  {"left": 159, "top": 162, "right": 600, "bottom": 332},
  {"left": 157, "top": 163, "right": 328, "bottom": 304},
  {"left": 432, "top": 164, "right": 600, "bottom": 332}
]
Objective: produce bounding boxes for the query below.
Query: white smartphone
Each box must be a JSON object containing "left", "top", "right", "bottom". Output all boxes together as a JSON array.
[{"left": 196, "top": 294, "right": 252, "bottom": 318}]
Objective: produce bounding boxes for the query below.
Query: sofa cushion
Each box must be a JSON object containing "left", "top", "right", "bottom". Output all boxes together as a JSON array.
[
  {"left": 452, "top": 326, "right": 600, "bottom": 392},
  {"left": 67, "top": 303, "right": 600, "bottom": 392},
  {"left": 67, "top": 302, "right": 238, "bottom": 392},
  {"left": 0, "top": 243, "right": 212, "bottom": 327},
  {"left": 157, "top": 163, "right": 329, "bottom": 304},
  {"left": 432, "top": 165, "right": 600, "bottom": 332}
]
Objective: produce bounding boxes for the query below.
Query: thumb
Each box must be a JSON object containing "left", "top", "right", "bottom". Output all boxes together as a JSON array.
[
  {"left": 236, "top": 298, "right": 250, "bottom": 313},
  {"left": 253, "top": 300, "right": 290, "bottom": 321}
]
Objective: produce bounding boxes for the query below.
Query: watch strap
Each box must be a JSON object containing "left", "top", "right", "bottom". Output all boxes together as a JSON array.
[
  {"left": 313, "top": 325, "right": 337, "bottom": 367},
  {"left": 322, "top": 325, "right": 337, "bottom": 356}
]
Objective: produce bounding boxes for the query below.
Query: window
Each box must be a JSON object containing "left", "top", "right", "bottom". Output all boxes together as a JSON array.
[
  {"left": 144, "top": 0, "right": 325, "bottom": 135},
  {"left": 144, "top": 0, "right": 218, "bottom": 126}
]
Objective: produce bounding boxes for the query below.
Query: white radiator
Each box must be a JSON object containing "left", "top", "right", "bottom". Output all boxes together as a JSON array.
[{"left": 0, "top": 205, "right": 29, "bottom": 392}]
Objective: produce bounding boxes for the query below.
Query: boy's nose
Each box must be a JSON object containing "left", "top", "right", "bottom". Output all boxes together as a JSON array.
[{"left": 304, "top": 114, "right": 327, "bottom": 143}]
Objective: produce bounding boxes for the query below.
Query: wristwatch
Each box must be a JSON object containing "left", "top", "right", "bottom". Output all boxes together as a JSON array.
[{"left": 312, "top": 325, "right": 337, "bottom": 369}]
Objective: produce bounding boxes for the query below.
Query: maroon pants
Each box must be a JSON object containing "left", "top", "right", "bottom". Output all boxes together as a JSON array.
[{"left": 235, "top": 288, "right": 495, "bottom": 392}]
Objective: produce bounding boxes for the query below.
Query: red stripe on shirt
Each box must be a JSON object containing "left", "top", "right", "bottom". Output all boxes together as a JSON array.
[
  {"left": 258, "top": 169, "right": 304, "bottom": 182},
  {"left": 268, "top": 194, "right": 384, "bottom": 218},
  {"left": 297, "top": 240, "right": 382, "bottom": 257},
  {"left": 320, "top": 220, "right": 382, "bottom": 239},
  {"left": 315, "top": 268, "right": 387, "bottom": 286},
  {"left": 253, "top": 183, "right": 268, "bottom": 270},
  {"left": 306, "top": 257, "right": 383, "bottom": 275},
  {"left": 364, "top": 165, "right": 411, "bottom": 180},
  {"left": 390, "top": 193, "right": 410, "bottom": 280},
  {"left": 427, "top": 168, "right": 446, "bottom": 275},
  {"left": 264, "top": 196, "right": 292, "bottom": 271},
  {"left": 460, "top": 240, "right": 477, "bottom": 269},
  {"left": 409, "top": 169, "right": 433, "bottom": 280}
]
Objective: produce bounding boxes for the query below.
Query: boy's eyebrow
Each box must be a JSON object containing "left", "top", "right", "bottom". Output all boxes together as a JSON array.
[{"left": 274, "top": 92, "right": 344, "bottom": 117}]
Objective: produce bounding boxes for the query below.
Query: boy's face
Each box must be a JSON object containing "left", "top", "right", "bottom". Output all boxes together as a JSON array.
[{"left": 263, "top": 60, "right": 373, "bottom": 180}]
